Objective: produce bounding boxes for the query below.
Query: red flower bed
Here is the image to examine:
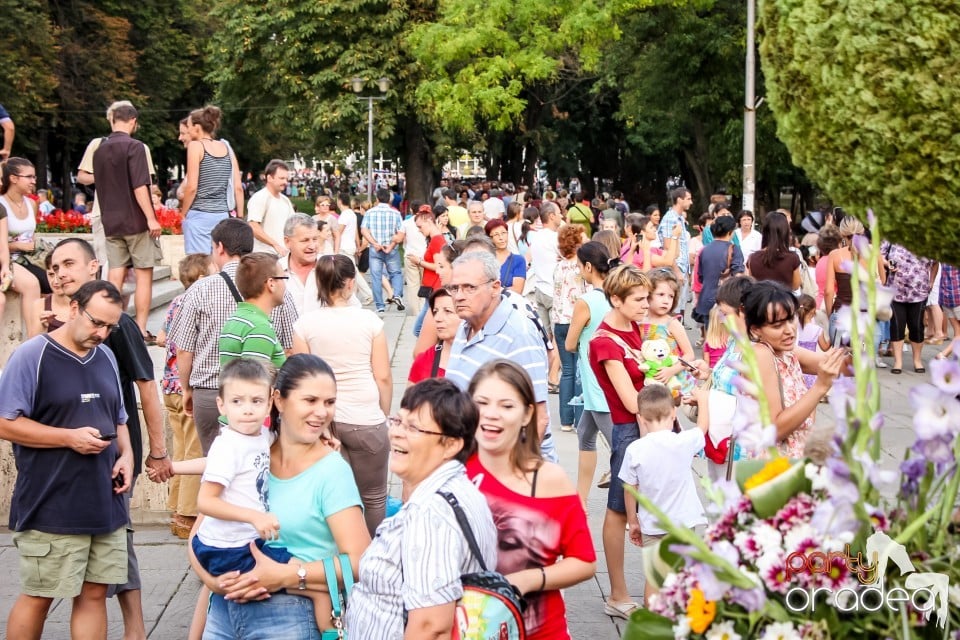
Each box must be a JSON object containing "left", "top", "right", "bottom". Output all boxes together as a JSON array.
[{"left": 35, "top": 207, "right": 183, "bottom": 235}]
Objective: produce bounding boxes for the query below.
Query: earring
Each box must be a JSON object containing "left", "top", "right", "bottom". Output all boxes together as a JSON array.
[{"left": 520, "top": 428, "right": 527, "bottom": 443}]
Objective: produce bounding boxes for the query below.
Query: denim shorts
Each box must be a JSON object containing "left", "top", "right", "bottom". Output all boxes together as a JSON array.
[
  {"left": 192, "top": 536, "right": 293, "bottom": 576},
  {"left": 607, "top": 421, "right": 641, "bottom": 514},
  {"left": 204, "top": 593, "right": 321, "bottom": 640}
]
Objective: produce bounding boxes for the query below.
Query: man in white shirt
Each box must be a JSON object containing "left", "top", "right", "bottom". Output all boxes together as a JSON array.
[
  {"left": 337, "top": 192, "right": 373, "bottom": 305},
  {"left": 246, "top": 160, "right": 295, "bottom": 255},
  {"left": 401, "top": 205, "right": 428, "bottom": 316},
  {"left": 527, "top": 202, "right": 561, "bottom": 338},
  {"left": 482, "top": 188, "right": 506, "bottom": 221},
  {"left": 280, "top": 213, "right": 320, "bottom": 313}
]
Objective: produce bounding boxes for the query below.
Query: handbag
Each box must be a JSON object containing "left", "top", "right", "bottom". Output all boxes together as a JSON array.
[
  {"left": 13, "top": 237, "right": 55, "bottom": 270},
  {"left": 321, "top": 553, "right": 354, "bottom": 640}
]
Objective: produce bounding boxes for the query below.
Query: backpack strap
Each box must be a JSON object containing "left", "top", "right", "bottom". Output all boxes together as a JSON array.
[
  {"left": 437, "top": 491, "right": 487, "bottom": 572},
  {"left": 430, "top": 343, "right": 443, "bottom": 378},
  {"left": 219, "top": 271, "right": 243, "bottom": 303},
  {"left": 592, "top": 327, "right": 644, "bottom": 363}
]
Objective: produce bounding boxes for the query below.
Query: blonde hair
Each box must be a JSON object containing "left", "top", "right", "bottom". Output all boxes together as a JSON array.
[
  {"left": 704, "top": 305, "right": 730, "bottom": 349},
  {"left": 838, "top": 215, "right": 864, "bottom": 238},
  {"left": 602, "top": 264, "right": 651, "bottom": 305}
]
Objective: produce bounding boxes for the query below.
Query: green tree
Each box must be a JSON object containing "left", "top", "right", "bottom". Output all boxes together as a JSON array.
[
  {"left": 759, "top": 0, "right": 960, "bottom": 262},
  {"left": 0, "top": 0, "right": 59, "bottom": 141},
  {"left": 206, "top": 0, "right": 446, "bottom": 201}
]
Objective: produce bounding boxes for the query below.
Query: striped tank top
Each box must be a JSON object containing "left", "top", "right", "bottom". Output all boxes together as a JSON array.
[{"left": 192, "top": 143, "right": 232, "bottom": 213}]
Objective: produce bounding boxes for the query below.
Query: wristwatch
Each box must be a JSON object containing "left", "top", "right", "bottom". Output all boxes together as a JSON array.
[{"left": 297, "top": 564, "right": 307, "bottom": 590}]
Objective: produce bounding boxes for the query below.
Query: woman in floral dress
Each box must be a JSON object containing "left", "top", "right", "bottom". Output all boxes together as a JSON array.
[{"left": 742, "top": 281, "right": 846, "bottom": 457}]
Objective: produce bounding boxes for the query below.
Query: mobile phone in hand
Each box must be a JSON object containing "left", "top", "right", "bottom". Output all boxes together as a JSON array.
[{"left": 98, "top": 432, "right": 118, "bottom": 441}]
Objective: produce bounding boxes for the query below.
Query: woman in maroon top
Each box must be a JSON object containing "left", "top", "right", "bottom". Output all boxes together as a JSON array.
[
  {"left": 466, "top": 360, "right": 595, "bottom": 640},
  {"left": 746, "top": 210, "right": 801, "bottom": 290},
  {"left": 406, "top": 288, "right": 457, "bottom": 385},
  {"left": 587, "top": 264, "right": 651, "bottom": 619}
]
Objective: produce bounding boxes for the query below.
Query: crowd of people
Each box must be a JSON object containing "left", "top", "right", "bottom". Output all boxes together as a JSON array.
[{"left": 0, "top": 96, "right": 957, "bottom": 639}]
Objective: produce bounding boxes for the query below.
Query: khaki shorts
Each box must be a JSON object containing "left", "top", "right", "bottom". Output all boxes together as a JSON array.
[
  {"left": 944, "top": 306, "right": 960, "bottom": 320},
  {"left": 13, "top": 527, "right": 127, "bottom": 598},
  {"left": 105, "top": 231, "right": 161, "bottom": 269}
]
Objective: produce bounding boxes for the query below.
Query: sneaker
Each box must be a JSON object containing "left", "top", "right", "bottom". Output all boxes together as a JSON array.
[
  {"left": 597, "top": 471, "right": 611, "bottom": 488},
  {"left": 377, "top": 309, "right": 385, "bottom": 315},
  {"left": 389, "top": 296, "right": 406, "bottom": 311},
  {"left": 560, "top": 424, "right": 574, "bottom": 432},
  {"left": 875, "top": 358, "right": 888, "bottom": 369}
]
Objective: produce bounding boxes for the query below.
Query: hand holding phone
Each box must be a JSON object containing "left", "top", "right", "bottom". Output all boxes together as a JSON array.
[{"left": 98, "top": 432, "right": 118, "bottom": 441}]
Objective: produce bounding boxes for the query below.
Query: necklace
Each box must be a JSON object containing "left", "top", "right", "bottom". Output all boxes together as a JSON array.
[{"left": 7, "top": 196, "right": 27, "bottom": 216}]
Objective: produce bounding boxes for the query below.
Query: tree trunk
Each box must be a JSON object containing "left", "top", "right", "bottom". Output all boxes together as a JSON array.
[{"left": 402, "top": 118, "right": 433, "bottom": 204}]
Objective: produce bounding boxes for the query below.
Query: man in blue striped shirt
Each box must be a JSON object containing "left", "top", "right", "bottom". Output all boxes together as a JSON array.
[{"left": 445, "top": 251, "right": 558, "bottom": 462}]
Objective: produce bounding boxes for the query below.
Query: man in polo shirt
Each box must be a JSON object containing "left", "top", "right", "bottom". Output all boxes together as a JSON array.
[
  {"left": 92, "top": 103, "right": 162, "bottom": 341},
  {"left": 48, "top": 238, "right": 172, "bottom": 640},
  {"left": 169, "top": 218, "right": 298, "bottom": 454},
  {"left": 444, "top": 251, "right": 557, "bottom": 462},
  {"left": 219, "top": 252, "right": 287, "bottom": 370},
  {"left": 359, "top": 188, "right": 405, "bottom": 314},
  {"left": 0, "top": 280, "right": 132, "bottom": 639}
]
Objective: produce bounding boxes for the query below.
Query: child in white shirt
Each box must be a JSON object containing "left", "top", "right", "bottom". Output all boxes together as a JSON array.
[{"left": 619, "top": 384, "right": 708, "bottom": 603}]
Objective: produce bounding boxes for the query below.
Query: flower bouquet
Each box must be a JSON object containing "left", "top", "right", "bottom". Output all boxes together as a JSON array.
[{"left": 623, "top": 213, "right": 960, "bottom": 639}]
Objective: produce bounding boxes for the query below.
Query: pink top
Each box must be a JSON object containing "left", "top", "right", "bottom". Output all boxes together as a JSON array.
[
  {"left": 815, "top": 256, "right": 830, "bottom": 309},
  {"left": 703, "top": 343, "right": 726, "bottom": 368},
  {"left": 758, "top": 343, "right": 812, "bottom": 458}
]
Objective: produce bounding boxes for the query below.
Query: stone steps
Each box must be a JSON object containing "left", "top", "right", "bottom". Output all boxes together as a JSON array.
[{"left": 120, "top": 265, "right": 184, "bottom": 315}]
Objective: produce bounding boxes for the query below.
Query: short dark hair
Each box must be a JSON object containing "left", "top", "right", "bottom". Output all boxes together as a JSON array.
[
  {"left": 742, "top": 280, "right": 798, "bottom": 338},
  {"left": 71, "top": 280, "right": 123, "bottom": 308},
  {"left": 670, "top": 187, "right": 690, "bottom": 204},
  {"left": 111, "top": 104, "right": 138, "bottom": 123},
  {"left": 211, "top": 218, "right": 254, "bottom": 257},
  {"left": 711, "top": 215, "right": 737, "bottom": 237},
  {"left": 55, "top": 237, "right": 97, "bottom": 263},
  {"left": 429, "top": 287, "right": 451, "bottom": 311},
  {"left": 376, "top": 188, "right": 392, "bottom": 204},
  {"left": 178, "top": 253, "right": 212, "bottom": 289},
  {"left": 236, "top": 252, "right": 279, "bottom": 299},
  {"left": 401, "top": 378, "right": 478, "bottom": 464},
  {"left": 264, "top": 159, "right": 289, "bottom": 177},
  {"left": 441, "top": 188, "right": 456, "bottom": 200},
  {"left": 219, "top": 357, "right": 274, "bottom": 399},
  {"left": 715, "top": 275, "right": 755, "bottom": 309},
  {"left": 270, "top": 354, "right": 337, "bottom": 434},
  {"left": 644, "top": 204, "right": 660, "bottom": 216}
]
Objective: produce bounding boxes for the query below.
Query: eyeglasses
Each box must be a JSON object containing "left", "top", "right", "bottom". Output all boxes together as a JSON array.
[
  {"left": 387, "top": 416, "right": 444, "bottom": 437},
  {"left": 448, "top": 279, "right": 494, "bottom": 295},
  {"left": 14, "top": 174, "right": 37, "bottom": 180},
  {"left": 82, "top": 308, "right": 120, "bottom": 333},
  {"left": 269, "top": 275, "right": 290, "bottom": 281}
]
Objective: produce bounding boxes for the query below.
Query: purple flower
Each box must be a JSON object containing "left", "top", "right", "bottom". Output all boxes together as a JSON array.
[
  {"left": 828, "top": 376, "right": 857, "bottom": 430},
  {"left": 912, "top": 434, "right": 955, "bottom": 465},
  {"left": 900, "top": 457, "right": 926, "bottom": 498},
  {"left": 690, "top": 562, "right": 725, "bottom": 601},
  {"left": 930, "top": 358, "right": 960, "bottom": 395},
  {"left": 910, "top": 384, "right": 960, "bottom": 440},
  {"left": 729, "top": 585, "right": 767, "bottom": 612},
  {"left": 851, "top": 234, "right": 870, "bottom": 256},
  {"left": 811, "top": 496, "right": 860, "bottom": 540}
]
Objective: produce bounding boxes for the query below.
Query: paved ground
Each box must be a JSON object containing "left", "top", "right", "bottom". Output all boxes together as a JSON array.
[{"left": 0, "top": 298, "right": 931, "bottom": 638}]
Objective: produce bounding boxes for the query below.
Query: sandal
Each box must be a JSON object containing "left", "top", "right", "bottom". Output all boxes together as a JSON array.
[
  {"left": 915, "top": 366, "right": 926, "bottom": 374},
  {"left": 143, "top": 331, "right": 157, "bottom": 346},
  {"left": 604, "top": 600, "right": 639, "bottom": 620},
  {"left": 548, "top": 382, "right": 560, "bottom": 394},
  {"left": 891, "top": 368, "right": 902, "bottom": 375}
]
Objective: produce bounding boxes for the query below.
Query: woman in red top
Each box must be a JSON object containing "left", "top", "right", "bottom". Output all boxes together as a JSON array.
[
  {"left": 587, "top": 263, "right": 651, "bottom": 619},
  {"left": 406, "top": 288, "right": 457, "bottom": 385},
  {"left": 466, "top": 360, "right": 596, "bottom": 640}
]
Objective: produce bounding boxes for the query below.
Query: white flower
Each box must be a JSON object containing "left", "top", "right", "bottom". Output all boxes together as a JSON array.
[
  {"left": 783, "top": 524, "right": 817, "bottom": 553},
  {"left": 804, "top": 464, "right": 830, "bottom": 492},
  {"left": 759, "top": 621, "right": 801, "bottom": 640},
  {"left": 672, "top": 615, "right": 691, "bottom": 639},
  {"left": 752, "top": 522, "right": 784, "bottom": 555},
  {"left": 706, "top": 621, "right": 742, "bottom": 640}
]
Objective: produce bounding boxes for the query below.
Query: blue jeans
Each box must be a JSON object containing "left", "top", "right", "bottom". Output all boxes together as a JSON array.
[
  {"left": 607, "top": 422, "right": 641, "bottom": 514},
  {"left": 369, "top": 247, "right": 404, "bottom": 310},
  {"left": 203, "top": 593, "right": 321, "bottom": 640},
  {"left": 192, "top": 537, "right": 293, "bottom": 576},
  {"left": 183, "top": 209, "right": 229, "bottom": 254},
  {"left": 553, "top": 324, "right": 582, "bottom": 426},
  {"left": 412, "top": 302, "right": 429, "bottom": 337}
]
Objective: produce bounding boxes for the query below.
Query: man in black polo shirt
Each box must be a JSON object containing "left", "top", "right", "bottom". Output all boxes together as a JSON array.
[
  {"left": 0, "top": 280, "right": 131, "bottom": 639},
  {"left": 49, "top": 238, "right": 172, "bottom": 640},
  {"left": 92, "top": 103, "right": 162, "bottom": 341}
]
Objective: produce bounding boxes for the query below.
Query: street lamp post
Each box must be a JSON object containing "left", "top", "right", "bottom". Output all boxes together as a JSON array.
[
  {"left": 352, "top": 77, "right": 390, "bottom": 203},
  {"left": 742, "top": 0, "right": 756, "bottom": 214}
]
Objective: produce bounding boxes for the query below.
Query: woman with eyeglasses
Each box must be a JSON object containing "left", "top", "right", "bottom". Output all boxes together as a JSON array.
[
  {"left": 0, "top": 157, "right": 50, "bottom": 337},
  {"left": 291, "top": 254, "right": 391, "bottom": 535},
  {"left": 466, "top": 360, "right": 595, "bottom": 639},
  {"left": 347, "top": 378, "right": 497, "bottom": 639}
]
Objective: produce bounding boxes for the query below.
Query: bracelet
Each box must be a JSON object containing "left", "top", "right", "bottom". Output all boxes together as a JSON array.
[
  {"left": 148, "top": 452, "right": 169, "bottom": 460},
  {"left": 537, "top": 566, "right": 546, "bottom": 592}
]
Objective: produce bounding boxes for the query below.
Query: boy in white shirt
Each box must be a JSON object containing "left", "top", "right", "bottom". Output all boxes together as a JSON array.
[{"left": 619, "top": 384, "right": 707, "bottom": 603}]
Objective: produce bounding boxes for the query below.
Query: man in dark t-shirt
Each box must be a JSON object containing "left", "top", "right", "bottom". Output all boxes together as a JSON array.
[
  {"left": 0, "top": 281, "right": 131, "bottom": 637},
  {"left": 92, "top": 102, "right": 162, "bottom": 340},
  {"left": 49, "top": 238, "right": 172, "bottom": 640}
]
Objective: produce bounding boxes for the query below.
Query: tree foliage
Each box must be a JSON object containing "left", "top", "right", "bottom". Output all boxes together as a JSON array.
[{"left": 759, "top": 0, "right": 960, "bottom": 263}]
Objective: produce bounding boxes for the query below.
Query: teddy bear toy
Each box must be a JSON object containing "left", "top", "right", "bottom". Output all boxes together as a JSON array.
[{"left": 637, "top": 339, "right": 683, "bottom": 395}]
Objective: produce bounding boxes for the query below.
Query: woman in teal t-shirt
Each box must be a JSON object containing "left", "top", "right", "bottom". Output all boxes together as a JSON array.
[{"left": 192, "top": 355, "right": 371, "bottom": 639}]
